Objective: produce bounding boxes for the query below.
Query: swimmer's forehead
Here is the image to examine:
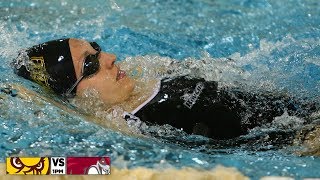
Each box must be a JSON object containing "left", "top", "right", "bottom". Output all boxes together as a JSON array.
[
  {"left": 70, "top": 39, "right": 97, "bottom": 53},
  {"left": 69, "top": 39, "right": 97, "bottom": 61}
]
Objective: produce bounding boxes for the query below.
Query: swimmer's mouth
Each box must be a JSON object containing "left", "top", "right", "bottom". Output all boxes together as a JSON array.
[{"left": 116, "top": 69, "right": 126, "bottom": 81}]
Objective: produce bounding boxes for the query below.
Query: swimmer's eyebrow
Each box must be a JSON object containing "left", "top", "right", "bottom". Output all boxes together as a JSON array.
[
  {"left": 79, "top": 51, "right": 88, "bottom": 61},
  {"left": 83, "top": 51, "right": 90, "bottom": 57},
  {"left": 84, "top": 44, "right": 98, "bottom": 55},
  {"left": 79, "top": 41, "right": 93, "bottom": 55},
  {"left": 78, "top": 43, "right": 97, "bottom": 62}
]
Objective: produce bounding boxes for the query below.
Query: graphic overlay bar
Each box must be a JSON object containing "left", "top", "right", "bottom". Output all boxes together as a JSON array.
[{"left": 6, "top": 156, "right": 111, "bottom": 175}]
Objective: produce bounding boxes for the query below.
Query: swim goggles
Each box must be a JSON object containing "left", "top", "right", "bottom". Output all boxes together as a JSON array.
[{"left": 66, "top": 42, "right": 101, "bottom": 96}]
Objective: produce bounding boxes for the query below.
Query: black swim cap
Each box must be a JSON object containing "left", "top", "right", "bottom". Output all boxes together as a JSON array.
[{"left": 12, "top": 38, "right": 77, "bottom": 96}]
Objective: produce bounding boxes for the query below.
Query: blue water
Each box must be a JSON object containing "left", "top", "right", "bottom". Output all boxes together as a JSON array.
[{"left": 1, "top": 0, "right": 320, "bottom": 179}]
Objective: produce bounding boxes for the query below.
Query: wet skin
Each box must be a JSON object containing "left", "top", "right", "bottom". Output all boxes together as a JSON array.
[{"left": 69, "top": 38, "right": 136, "bottom": 104}]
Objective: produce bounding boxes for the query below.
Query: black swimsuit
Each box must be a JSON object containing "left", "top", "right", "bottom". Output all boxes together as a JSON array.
[{"left": 124, "top": 76, "right": 316, "bottom": 140}]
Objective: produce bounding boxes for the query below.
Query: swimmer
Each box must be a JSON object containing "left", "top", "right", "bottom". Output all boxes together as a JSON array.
[{"left": 11, "top": 38, "right": 318, "bottom": 140}]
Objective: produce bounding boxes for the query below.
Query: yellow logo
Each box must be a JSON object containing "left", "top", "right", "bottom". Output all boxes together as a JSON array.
[
  {"left": 29, "top": 56, "right": 49, "bottom": 87},
  {"left": 6, "top": 157, "right": 50, "bottom": 175}
]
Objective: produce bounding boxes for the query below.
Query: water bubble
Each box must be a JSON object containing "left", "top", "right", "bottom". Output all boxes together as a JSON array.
[{"left": 110, "top": 0, "right": 122, "bottom": 12}]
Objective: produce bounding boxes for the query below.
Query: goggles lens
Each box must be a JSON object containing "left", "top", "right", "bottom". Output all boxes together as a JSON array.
[{"left": 82, "top": 42, "right": 101, "bottom": 77}]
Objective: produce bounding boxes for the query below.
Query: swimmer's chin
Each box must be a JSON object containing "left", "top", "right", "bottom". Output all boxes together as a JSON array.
[
  {"left": 124, "top": 77, "right": 137, "bottom": 93},
  {"left": 106, "top": 84, "right": 136, "bottom": 105}
]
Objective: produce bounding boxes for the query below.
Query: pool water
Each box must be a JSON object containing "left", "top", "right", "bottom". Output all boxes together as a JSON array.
[{"left": 1, "top": 0, "right": 320, "bottom": 179}]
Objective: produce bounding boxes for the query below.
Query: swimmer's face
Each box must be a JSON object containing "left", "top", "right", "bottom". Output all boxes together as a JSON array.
[{"left": 69, "top": 38, "right": 135, "bottom": 104}]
